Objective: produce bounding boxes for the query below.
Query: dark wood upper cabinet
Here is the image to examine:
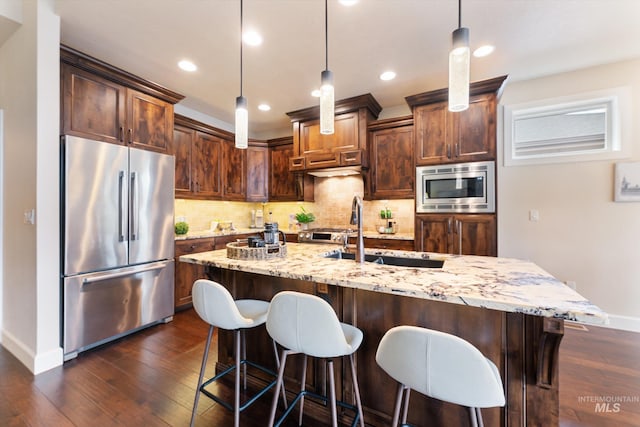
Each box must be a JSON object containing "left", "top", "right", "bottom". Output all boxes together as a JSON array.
[
  {"left": 286, "top": 94, "right": 382, "bottom": 172},
  {"left": 60, "top": 45, "right": 183, "bottom": 152},
  {"left": 222, "top": 139, "right": 247, "bottom": 200},
  {"left": 367, "top": 116, "right": 414, "bottom": 199},
  {"left": 406, "top": 75, "right": 506, "bottom": 166},
  {"left": 126, "top": 89, "right": 174, "bottom": 153},
  {"left": 193, "top": 132, "right": 223, "bottom": 198},
  {"left": 246, "top": 145, "right": 268, "bottom": 202},
  {"left": 172, "top": 124, "right": 194, "bottom": 195},
  {"left": 269, "top": 138, "right": 298, "bottom": 201}
]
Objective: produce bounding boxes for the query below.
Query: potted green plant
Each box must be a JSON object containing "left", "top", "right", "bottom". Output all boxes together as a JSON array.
[{"left": 295, "top": 206, "right": 315, "bottom": 230}]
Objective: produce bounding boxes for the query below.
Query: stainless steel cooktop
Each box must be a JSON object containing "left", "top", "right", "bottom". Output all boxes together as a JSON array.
[{"left": 297, "top": 228, "right": 355, "bottom": 244}]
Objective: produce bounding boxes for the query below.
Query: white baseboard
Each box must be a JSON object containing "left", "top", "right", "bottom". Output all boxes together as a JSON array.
[
  {"left": 596, "top": 314, "right": 640, "bottom": 333},
  {"left": 1, "top": 329, "right": 63, "bottom": 374}
]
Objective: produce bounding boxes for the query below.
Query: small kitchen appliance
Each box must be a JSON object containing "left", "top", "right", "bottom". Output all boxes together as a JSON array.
[
  {"left": 263, "top": 222, "right": 286, "bottom": 245},
  {"left": 416, "top": 160, "right": 495, "bottom": 213}
]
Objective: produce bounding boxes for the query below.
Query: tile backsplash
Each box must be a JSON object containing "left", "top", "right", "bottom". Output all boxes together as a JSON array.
[{"left": 175, "top": 176, "right": 415, "bottom": 234}]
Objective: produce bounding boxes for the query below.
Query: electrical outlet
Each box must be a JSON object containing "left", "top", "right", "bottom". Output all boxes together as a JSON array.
[
  {"left": 529, "top": 209, "right": 539, "bottom": 222},
  {"left": 23, "top": 208, "right": 35, "bottom": 225},
  {"left": 565, "top": 280, "right": 576, "bottom": 290}
]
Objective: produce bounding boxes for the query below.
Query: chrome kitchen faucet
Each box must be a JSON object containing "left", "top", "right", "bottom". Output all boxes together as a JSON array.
[{"left": 349, "top": 195, "right": 365, "bottom": 264}]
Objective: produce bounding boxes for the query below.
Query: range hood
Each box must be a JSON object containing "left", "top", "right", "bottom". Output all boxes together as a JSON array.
[{"left": 307, "top": 166, "right": 362, "bottom": 177}]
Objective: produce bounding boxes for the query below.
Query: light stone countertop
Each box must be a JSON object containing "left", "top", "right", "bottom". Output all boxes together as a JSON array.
[
  {"left": 175, "top": 228, "right": 299, "bottom": 241},
  {"left": 180, "top": 243, "right": 607, "bottom": 325}
]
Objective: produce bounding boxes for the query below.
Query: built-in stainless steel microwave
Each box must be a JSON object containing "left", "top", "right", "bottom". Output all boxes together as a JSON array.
[{"left": 416, "top": 160, "right": 495, "bottom": 213}]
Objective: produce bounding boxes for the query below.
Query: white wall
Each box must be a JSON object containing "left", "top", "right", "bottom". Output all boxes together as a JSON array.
[
  {"left": 0, "top": 0, "right": 62, "bottom": 373},
  {"left": 498, "top": 58, "right": 640, "bottom": 331}
]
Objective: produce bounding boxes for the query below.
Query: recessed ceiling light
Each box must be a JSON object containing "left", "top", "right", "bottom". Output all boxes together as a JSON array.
[
  {"left": 258, "top": 104, "right": 271, "bottom": 111},
  {"left": 380, "top": 71, "right": 396, "bottom": 81},
  {"left": 473, "top": 45, "right": 495, "bottom": 58},
  {"left": 311, "top": 89, "right": 321, "bottom": 97},
  {"left": 178, "top": 60, "right": 197, "bottom": 72},
  {"left": 339, "top": 0, "right": 359, "bottom": 6},
  {"left": 243, "top": 30, "right": 263, "bottom": 46}
]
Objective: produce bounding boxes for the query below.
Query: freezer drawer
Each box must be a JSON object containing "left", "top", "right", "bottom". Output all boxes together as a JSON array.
[{"left": 63, "top": 260, "right": 174, "bottom": 358}]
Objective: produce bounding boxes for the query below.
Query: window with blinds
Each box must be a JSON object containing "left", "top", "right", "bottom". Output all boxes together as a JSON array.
[{"left": 503, "top": 88, "right": 628, "bottom": 166}]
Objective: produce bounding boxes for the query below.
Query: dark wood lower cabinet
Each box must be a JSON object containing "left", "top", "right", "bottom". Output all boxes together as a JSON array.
[{"left": 208, "top": 269, "right": 563, "bottom": 427}]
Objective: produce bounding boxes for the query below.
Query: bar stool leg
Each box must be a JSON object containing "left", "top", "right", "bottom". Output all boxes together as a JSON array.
[
  {"left": 401, "top": 386, "right": 411, "bottom": 425},
  {"left": 390, "top": 383, "right": 404, "bottom": 427},
  {"left": 328, "top": 359, "right": 338, "bottom": 427},
  {"left": 349, "top": 354, "right": 365, "bottom": 427},
  {"left": 242, "top": 329, "right": 247, "bottom": 390},
  {"left": 234, "top": 330, "right": 241, "bottom": 427},
  {"left": 269, "top": 349, "right": 290, "bottom": 427},
  {"left": 298, "top": 354, "right": 308, "bottom": 426},
  {"left": 190, "top": 325, "right": 214, "bottom": 427},
  {"left": 476, "top": 407, "right": 484, "bottom": 427},
  {"left": 272, "top": 340, "right": 288, "bottom": 409}
]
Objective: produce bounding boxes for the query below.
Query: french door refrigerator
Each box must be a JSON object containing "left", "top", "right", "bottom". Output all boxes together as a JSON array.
[{"left": 61, "top": 135, "right": 175, "bottom": 360}]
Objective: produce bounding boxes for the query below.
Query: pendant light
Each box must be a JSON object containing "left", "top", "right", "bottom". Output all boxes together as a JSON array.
[
  {"left": 235, "top": 0, "right": 248, "bottom": 149},
  {"left": 448, "top": 0, "right": 470, "bottom": 112},
  {"left": 320, "top": 0, "right": 334, "bottom": 135}
]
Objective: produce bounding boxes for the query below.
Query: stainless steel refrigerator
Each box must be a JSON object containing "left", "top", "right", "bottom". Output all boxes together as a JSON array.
[{"left": 61, "top": 135, "right": 175, "bottom": 360}]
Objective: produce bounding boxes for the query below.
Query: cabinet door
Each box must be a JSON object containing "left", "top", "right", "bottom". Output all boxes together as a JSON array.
[
  {"left": 270, "top": 143, "right": 298, "bottom": 200},
  {"left": 299, "top": 112, "right": 359, "bottom": 168},
  {"left": 174, "top": 238, "right": 216, "bottom": 309},
  {"left": 222, "top": 139, "right": 246, "bottom": 200},
  {"left": 61, "top": 64, "right": 126, "bottom": 145},
  {"left": 415, "top": 214, "right": 452, "bottom": 253},
  {"left": 172, "top": 125, "right": 194, "bottom": 196},
  {"left": 414, "top": 102, "right": 450, "bottom": 165},
  {"left": 246, "top": 146, "right": 268, "bottom": 202},
  {"left": 453, "top": 214, "right": 497, "bottom": 256},
  {"left": 370, "top": 125, "right": 414, "bottom": 199},
  {"left": 126, "top": 89, "right": 174, "bottom": 153},
  {"left": 450, "top": 93, "right": 496, "bottom": 162},
  {"left": 193, "top": 132, "right": 222, "bottom": 197}
]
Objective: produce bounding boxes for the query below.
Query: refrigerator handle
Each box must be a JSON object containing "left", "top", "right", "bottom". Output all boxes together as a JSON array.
[
  {"left": 81, "top": 262, "right": 167, "bottom": 285},
  {"left": 130, "top": 171, "right": 139, "bottom": 241},
  {"left": 118, "top": 171, "right": 126, "bottom": 242}
]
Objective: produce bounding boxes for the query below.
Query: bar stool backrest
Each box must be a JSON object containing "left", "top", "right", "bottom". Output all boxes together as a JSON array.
[
  {"left": 192, "top": 279, "right": 256, "bottom": 330},
  {"left": 376, "top": 325, "right": 505, "bottom": 408},
  {"left": 267, "top": 291, "right": 354, "bottom": 358}
]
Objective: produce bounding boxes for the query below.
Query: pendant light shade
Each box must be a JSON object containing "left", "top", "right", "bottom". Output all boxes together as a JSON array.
[
  {"left": 235, "top": 0, "right": 248, "bottom": 148},
  {"left": 320, "top": 69, "right": 334, "bottom": 135},
  {"left": 448, "top": 0, "right": 470, "bottom": 112},
  {"left": 235, "top": 95, "right": 248, "bottom": 149},
  {"left": 320, "top": 0, "right": 334, "bottom": 135}
]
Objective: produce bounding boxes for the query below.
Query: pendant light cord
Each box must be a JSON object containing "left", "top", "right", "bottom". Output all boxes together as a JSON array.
[
  {"left": 458, "top": 0, "right": 462, "bottom": 29},
  {"left": 324, "top": 0, "right": 329, "bottom": 71},
  {"left": 240, "top": 0, "right": 244, "bottom": 97}
]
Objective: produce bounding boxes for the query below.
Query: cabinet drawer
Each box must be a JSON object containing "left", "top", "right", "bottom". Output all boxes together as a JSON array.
[
  {"left": 289, "top": 156, "right": 306, "bottom": 171},
  {"left": 340, "top": 150, "right": 362, "bottom": 166},
  {"left": 306, "top": 152, "right": 340, "bottom": 169},
  {"left": 175, "top": 238, "right": 215, "bottom": 256}
]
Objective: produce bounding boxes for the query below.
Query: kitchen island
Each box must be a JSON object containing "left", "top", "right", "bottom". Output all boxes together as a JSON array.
[{"left": 181, "top": 243, "right": 606, "bottom": 427}]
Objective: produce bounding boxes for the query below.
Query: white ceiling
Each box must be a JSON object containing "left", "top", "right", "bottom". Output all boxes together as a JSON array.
[{"left": 54, "top": 0, "right": 640, "bottom": 138}]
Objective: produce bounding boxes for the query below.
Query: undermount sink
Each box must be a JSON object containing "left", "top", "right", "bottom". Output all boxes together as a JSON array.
[{"left": 324, "top": 251, "right": 444, "bottom": 268}]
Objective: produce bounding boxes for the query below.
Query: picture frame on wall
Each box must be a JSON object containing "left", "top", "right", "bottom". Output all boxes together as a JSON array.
[{"left": 614, "top": 161, "right": 640, "bottom": 202}]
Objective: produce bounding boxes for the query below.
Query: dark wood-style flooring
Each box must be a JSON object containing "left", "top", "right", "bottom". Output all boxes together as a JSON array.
[{"left": 1, "top": 309, "right": 639, "bottom": 426}]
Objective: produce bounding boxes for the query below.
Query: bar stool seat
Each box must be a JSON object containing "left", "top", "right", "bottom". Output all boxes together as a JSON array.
[
  {"left": 190, "top": 279, "right": 282, "bottom": 427},
  {"left": 266, "top": 291, "right": 365, "bottom": 427},
  {"left": 375, "top": 325, "right": 505, "bottom": 427}
]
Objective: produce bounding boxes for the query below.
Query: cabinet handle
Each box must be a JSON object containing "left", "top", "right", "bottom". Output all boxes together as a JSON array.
[
  {"left": 127, "top": 128, "right": 132, "bottom": 144},
  {"left": 119, "top": 126, "right": 124, "bottom": 142},
  {"left": 457, "top": 220, "right": 462, "bottom": 255},
  {"left": 447, "top": 218, "right": 452, "bottom": 234},
  {"left": 455, "top": 143, "right": 459, "bottom": 157},
  {"left": 447, "top": 144, "right": 451, "bottom": 159}
]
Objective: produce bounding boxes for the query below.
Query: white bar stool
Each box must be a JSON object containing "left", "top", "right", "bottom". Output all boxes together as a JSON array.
[
  {"left": 375, "top": 325, "right": 505, "bottom": 427},
  {"left": 266, "top": 291, "right": 365, "bottom": 427},
  {"left": 190, "top": 279, "right": 285, "bottom": 427}
]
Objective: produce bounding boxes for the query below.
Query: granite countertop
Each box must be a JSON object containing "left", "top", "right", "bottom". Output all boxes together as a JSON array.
[{"left": 180, "top": 243, "right": 607, "bottom": 325}]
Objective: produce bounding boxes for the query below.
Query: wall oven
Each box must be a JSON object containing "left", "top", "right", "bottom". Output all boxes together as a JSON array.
[{"left": 416, "top": 160, "right": 495, "bottom": 213}]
